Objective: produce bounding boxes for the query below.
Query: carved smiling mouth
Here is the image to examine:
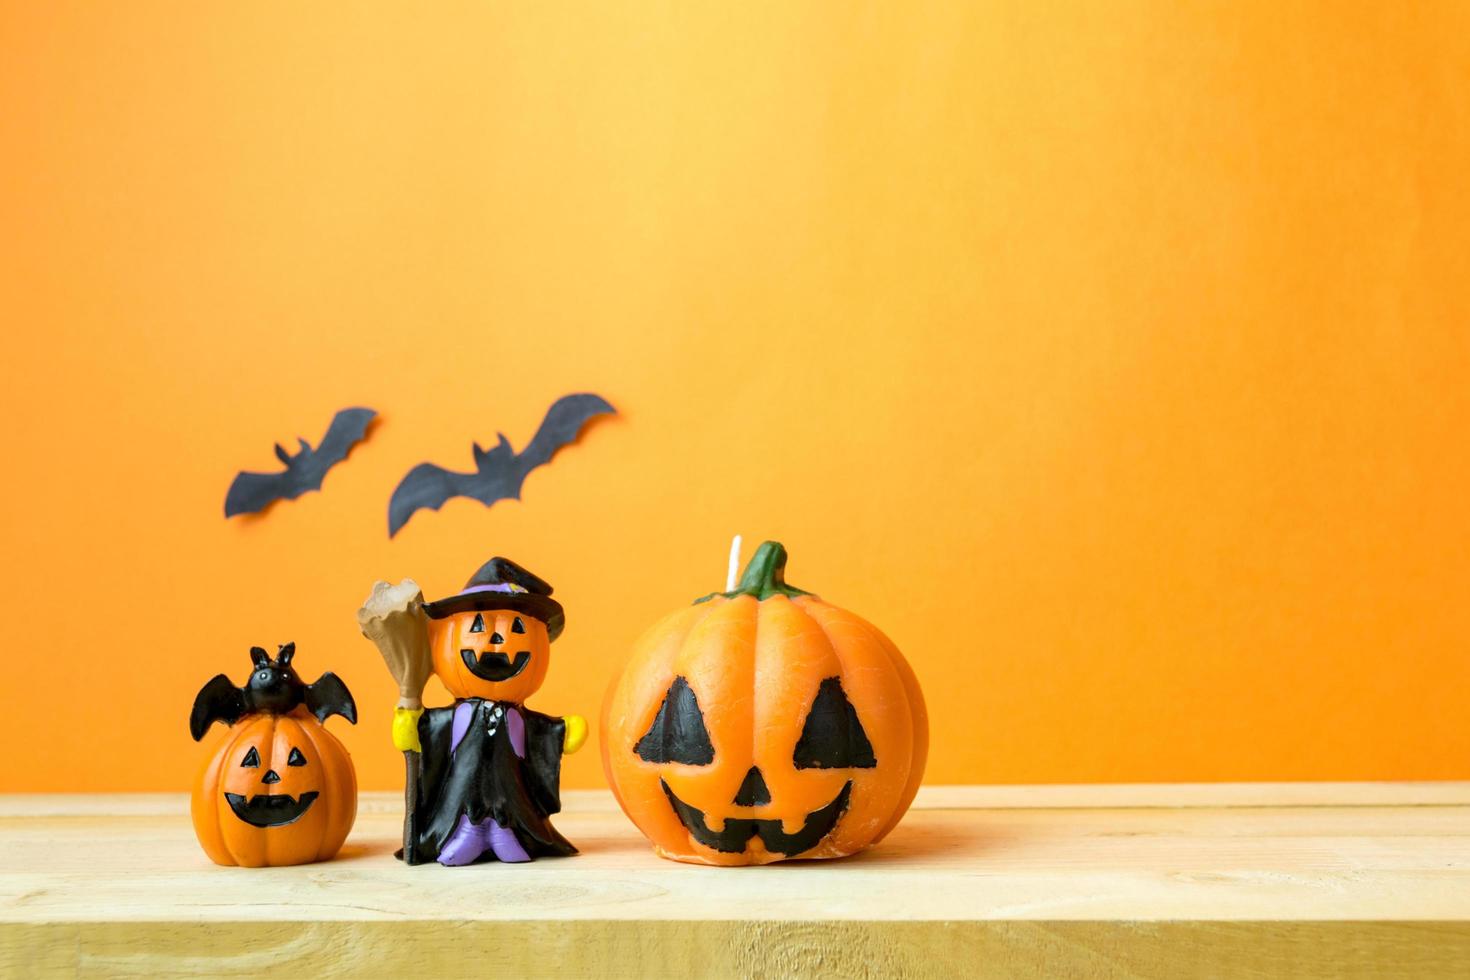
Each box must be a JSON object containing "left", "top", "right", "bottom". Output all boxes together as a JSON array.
[
  {"left": 460, "top": 649, "right": 532, "bottom": 682},
  {"left": 660, "top": 780, "right": 852, "bottom": 856},
  {"left": 224, "top": 791, "right": 319, "bottom": 828}
]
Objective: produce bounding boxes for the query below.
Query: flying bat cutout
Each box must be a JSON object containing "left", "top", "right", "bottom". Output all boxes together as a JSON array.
[
  {"left": 225, "top": 407, "right": 376, "bottom": 518},
  {"left": 387, "top": 392, "right": 616, "bottom": 537},
  {"left": 189, "top": 643, "right": 358, "bottom": 741}
]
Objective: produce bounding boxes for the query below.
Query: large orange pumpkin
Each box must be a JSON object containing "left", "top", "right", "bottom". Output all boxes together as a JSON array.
[{"left": 601, "top": 541, "right": 928, "bottom": 866}]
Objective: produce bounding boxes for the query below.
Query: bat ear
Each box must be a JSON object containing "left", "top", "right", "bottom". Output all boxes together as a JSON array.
[
  {"left": 277, "top": 642, "right": 296, "bottom": 665},
  {"left": 273, "top": 443, "right": 291, "bottom": 464},
  {"left": 471, "top": 436, "right": 511, "bottom": 466},
  {"left": 297, "top": 437, "right": 311, "bottom": 453},
  {"left": 250, "top": 646, "right": 270, "bottom": 667}
]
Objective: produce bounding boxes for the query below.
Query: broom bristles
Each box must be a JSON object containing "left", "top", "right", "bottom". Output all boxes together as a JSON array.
[{"left": 358, "top": 579, "right": 434, "bottom": 709}]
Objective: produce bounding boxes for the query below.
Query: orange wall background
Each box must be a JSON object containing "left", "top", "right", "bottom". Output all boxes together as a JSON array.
[{"left": 3, "top": 3, "right": 1469, "bottom": 792}]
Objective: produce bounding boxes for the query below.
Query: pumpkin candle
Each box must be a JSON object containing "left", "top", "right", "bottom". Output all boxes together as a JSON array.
[{"left": 601, "top": 540, "right": 929, "bottom": 866}]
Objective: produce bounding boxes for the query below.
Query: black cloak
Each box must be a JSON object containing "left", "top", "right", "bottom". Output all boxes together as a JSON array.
[{"left": 406, "top": 699, "right": 577, "bottom": 864}]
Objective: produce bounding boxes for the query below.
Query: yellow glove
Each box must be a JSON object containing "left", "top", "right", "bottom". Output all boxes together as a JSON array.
[
  {"left": 563, "top": 714, "right": 588, "bottom": 755},
  {"left": 392, "top": 707, "right": 424, "bottom": 753}
]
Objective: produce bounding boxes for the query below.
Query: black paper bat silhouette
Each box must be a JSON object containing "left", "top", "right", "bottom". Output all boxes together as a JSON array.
[
  {"left": 387, "top": 393, "right": 615, "bottom": 537},
  {"left": 224, "top": 407, "right": 376, "bottom": 518},
  {"left": 190, "top": 643, "right": 357, "bottom": 741}
]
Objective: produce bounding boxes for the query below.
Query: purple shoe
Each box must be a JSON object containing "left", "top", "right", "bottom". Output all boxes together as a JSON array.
[
  {"left": 437, "top": 814, "right": 489, "bottom": 866},
  {"left": 487, "top": 819, "right": 531, "bottom": 863}
]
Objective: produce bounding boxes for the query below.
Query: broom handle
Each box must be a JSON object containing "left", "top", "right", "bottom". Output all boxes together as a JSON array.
[
  {"left": 396, "top": 694, "right": 428, "bottom": 865},
  {"left": 393, "top": 689, "right": 428, "bottom": 868},
  {"left": 402, "top": 748, "right": 421, "bottom": 865},
  {"left": 357, "top": 579, "right": 433, "bottom": 866}
]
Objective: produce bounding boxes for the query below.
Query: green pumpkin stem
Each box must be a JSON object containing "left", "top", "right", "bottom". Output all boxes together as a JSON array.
[{"left": 695, "top": 540, "right": 814, "bottom": 604}]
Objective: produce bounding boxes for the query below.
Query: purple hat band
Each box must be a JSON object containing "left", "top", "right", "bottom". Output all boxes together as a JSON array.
[{"left": 460, "top": 583, "right": 527, "bottom": 595}]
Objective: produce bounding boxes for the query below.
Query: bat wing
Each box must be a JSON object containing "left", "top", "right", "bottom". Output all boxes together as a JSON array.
[
  {"left": 516, "top": 393, "right": 616, "bottom": 474},
  {"left": 190, "top": 674, "right": 247, "bottom": 741},
  {"left": 388, "top": 461, "right": 477, "bottom": 537},
  {"left": 386, "top": 395, "right": 612, "bottom": 537},
  {"left": 312, "top": 407, "right": 377, "bottom": 471},
  {"left": 305, "top": 671, "right": 358, "bottom": 726},
  {"left": 224, "top": 407, "right": 375, "bottom": 518},
  {"left": 224, "top": 469, "right": 294, "bottom": 517}
]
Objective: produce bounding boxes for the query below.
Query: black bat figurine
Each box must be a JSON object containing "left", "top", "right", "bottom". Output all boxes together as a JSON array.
[
  {"left": 190, "top": 643, "right": 358, "bottom": 741},
  {"left": 225, "top": 407, "right": 377, "bottom": 517},
  {"left": 387, "top": 393, "right": 615, "bottom": 537}
]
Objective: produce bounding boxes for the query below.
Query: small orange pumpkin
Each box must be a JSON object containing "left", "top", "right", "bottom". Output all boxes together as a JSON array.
[
  {"left": 429, "top": 608, "right": 552, "bottom": 704},
  {"left": 190, "top": 644, "right": 358, "bottom": 867},
  {"left": 601, "top": 542, "right": 928, "bottom": 866}
]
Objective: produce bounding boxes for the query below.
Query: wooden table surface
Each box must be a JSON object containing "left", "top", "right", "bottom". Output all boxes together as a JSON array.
[{"left": 4, "top": 783, "right": 1469, "bottom": 978}]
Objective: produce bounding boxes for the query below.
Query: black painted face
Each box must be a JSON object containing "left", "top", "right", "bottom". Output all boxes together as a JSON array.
[
  {"left": 459, "top": 649, "right": 531, "bottom": 681},
  {"left": 225, "top": 790, "right": 320, "bottom": 827},
  {"left": 636, "top": 674, "right": 877, "bottom": 856},
  {"left": 459, "top": 613, "right": 533, "bottom": 681},
  {"left": 793, "top": 677, "right": 877, "bottom": 770},
  {"left": 661, "top": 780, "right": 852, "bottom": 855},
  {"left": 633, "top": 676, "right": 713, "bottom": 764},
  {"left": 227, "top": 738, "right": 319, "bottom": 826}
]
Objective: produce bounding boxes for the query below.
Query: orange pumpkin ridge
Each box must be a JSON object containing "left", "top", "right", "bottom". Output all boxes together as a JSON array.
[
  {"left": 806, "top": 601, "right": 930, "bottom": 845},
  {"left": 601, "top": 541, "right": 928, "bottom": 866},
  {"left": 291, "top": 709, "right": 358, "bottom": 863}
]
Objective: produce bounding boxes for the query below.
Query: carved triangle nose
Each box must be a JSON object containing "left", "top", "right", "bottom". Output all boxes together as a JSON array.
[
  {"left": 262, "top": 769, "right": 281, "bottom": 784},
  {"left": 732, "top": 766, "right": 771, "bottom": 806}
]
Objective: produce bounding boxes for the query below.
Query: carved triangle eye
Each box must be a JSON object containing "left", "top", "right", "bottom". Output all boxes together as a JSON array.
[
  {"left": 634, "top": 676, "right": 715, "bottom": 765},
  {"left": 793, "top": 677, "right": 877, "bottom": 769},
  {"left": 240, "top": 746, "right": 260, "bottom": 768},
  {"left": 469, "top": 614, "right": 485, "bottom": 633},
  {"left": 287, "top": 747, "right": 307, "bottom": 767}
]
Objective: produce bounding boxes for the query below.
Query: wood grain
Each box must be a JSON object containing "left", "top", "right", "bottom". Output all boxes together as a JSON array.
[{"left": 4, "top": 784, "right": 1469, "bottom": 978}]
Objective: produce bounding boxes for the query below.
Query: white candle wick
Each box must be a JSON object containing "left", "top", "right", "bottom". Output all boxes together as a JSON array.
[{"left": 726, "top": 534, "right": 743, "bottom": 591}]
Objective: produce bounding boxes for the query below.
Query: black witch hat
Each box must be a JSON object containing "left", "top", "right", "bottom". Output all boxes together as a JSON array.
[{"left": 421, "top": 556, "right": 565, "bottom": 641}]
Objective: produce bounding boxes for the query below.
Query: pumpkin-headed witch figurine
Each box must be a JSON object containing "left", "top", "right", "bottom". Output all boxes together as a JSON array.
[
  {"left": 189, "top": 643, "right": 359, "bottom": 867},
  {"left": 358, "top": 558, "right": 586, "bottom": 865},
  {"left": 602, "top": 541, "right": 929, "bottom": 866}
]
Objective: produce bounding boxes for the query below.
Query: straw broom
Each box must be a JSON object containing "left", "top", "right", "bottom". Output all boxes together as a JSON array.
[{"left": 357, "top": 579, "right": 433, "bottom": 864}]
